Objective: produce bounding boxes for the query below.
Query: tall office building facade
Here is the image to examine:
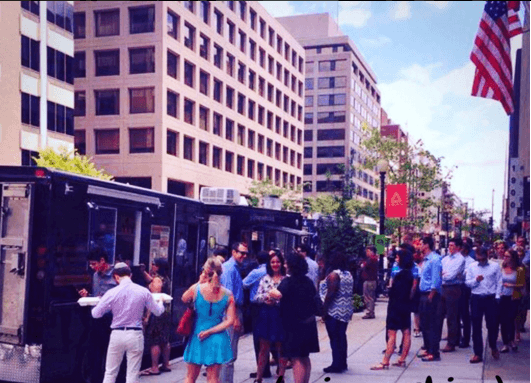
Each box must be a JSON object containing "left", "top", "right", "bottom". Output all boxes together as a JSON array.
[
  {"left": 278, "top": 14, "right": 381, "bottom": 202},
  {"left": 0, "top": 1, "right": 75, "bottom": 166},
  {"left": 73, "top": 1, "right": 305, "bottom": 198}
]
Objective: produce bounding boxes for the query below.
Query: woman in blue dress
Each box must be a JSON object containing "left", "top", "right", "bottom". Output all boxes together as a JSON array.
[{"left": 182, "top": 257, "right": 236, "bottom": 383}]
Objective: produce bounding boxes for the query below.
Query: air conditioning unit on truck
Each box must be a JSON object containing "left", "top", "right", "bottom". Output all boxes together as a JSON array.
[{"left": 200, "top": 187, "right": 240, "bottom": 205}]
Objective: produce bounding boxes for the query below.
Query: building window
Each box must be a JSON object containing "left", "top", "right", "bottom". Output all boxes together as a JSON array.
[
  {"left": 213, "top": 147, "right": 222, "bottom": 169},
  {"left": 184, "top": 23, "right": 195, "bottom": 50},
  {"left": 183, "top": 61, "right": 195, "bottom": 88},
  {"left": 247, "top": 159, "right": 254, "bottom": 179},
  {"left": 129, "top": 6, "right": 155, "bottom": 34},
  {"left": 199, "top": 142, "right": 209, "bottom": 165},
  {"left": 199, "top": 106, "right": 209, "bottom": 131},
  {"left": 214, "top": 45, "right": 223, "bottom": 69},
  {"left": 318, "top": 76, "right": 347, "bottom": 89},
  {"left": 95, "top": 129, "right": 120, "bottom": 154},
  {"left": 95, "top": 9, "right": 120, "bottom": 37},
  {"left": 21, "top": 35, "right": 40, "bottom": 72},
  {"left": 249, "top": 8, "right": 257, "bottom": 29},
  {"left": 215, "top": 10, "right": 223, "bottom": 35},
  {"left": 305, "top": 78, "right": 314, "bottom": 90},
  {"left": 129, "top": 127, "right": 154, "bottom": 153},
  {"left": 226, "top": 87, "right": 234, "bottom": 109},
  {"left": 167, "top": 90, "right": 178, "bottom": 118},
  {"left": 21, "top": 1, "right": 40, "bottom": 17},
  {"left": 304, "top": 147, "right": 313, "bottom": 158},
  {"left": 167, "top": 51, "right": 179, "bottom": 79},
  {"left": 74, "top": 51, "right": 86, "bottom": 78},
  {"left": 74, "top": 91, "right": 86, "bottom": 117},
  {"left": 225, "top": 151, "right": 234, "bottom": 173},
  {"left": 248, "top": 129, "right": 255, "bottom": 149},
  {"left": 226, "top": 20, "right": 235, "bottom": 44},
  {"left": 95, "top": 89, "right": 120, "bottom": 116},
  {"left": 259, "top": 48, "right": 265, "bottom": 68},
  {"left": 237, "top": 93, "right": 245, "bottom": 115},
  {"left": 199, "top": 34, "right": 209, "bottom": 60},
  {"left": 74, "top": 131, "right": 86, "bottom": 155},
  {"left": 213, "top": 113, "right": 223, "bottom": 136},
  {"left": 47, "top": 1, "right": 74, "bottom": 33},
  {"left": 48, "top": 47, "right": 74, "bottom": 85},
  {"left": 266, "top": 139, "right": 273, "bottom": 157},
  {"left": 199, "top": 71, "right": 209, "bottom": 95},
  {"left": 317, "top": 94, "right": 346, "bottom": 106},
  {"left": 184, "top": 99, "right": 195, "bottom": 124},
  {"left": 167, "top": 130, "right": 178, "bottom": 156},
  {"left": 129, "top": 47, "right": 155, "bottom": 74},
  {"left": 226, "top": 54, "right": 235, "bottom": 77},
  {"left": 257, "top": 134, "right": 264, "bottom": 153},
  {"left": 248, "top": 100, "right": 255, "bottom": 120},
  {"left": 237, "top": 125, "right": 245, "bottom": 146},
  {"left": 237, "top": 155, "right": 245, "bottom": 175},
  {"left": 249, "top": 39, "right": 256, "bottom": 61},
  {"left": 183, "top": 1, "right": 195, "bottom": 13},
  {"left": 167, "top": 10, "right": 179, "bottom": 39},
  {"left": 237, "top": 62, "right": 246, "bottom": 84},
  {"left": 305, "top": 96, "right": 313, "bottom": 107},
  {"left": 225, "top": 119, "right": 234, "bottom": 141},
  {"left": 200, "top": 1, "right": 210, "bottom": 23},
  {"left": 95, "top": 49, "right": 120, "bottom": 76},
  {"left": 213, "top": 79, "right": 222, "bottom": 103},
  {"left": 317, "top": 146, "right": 345, "bottom": 158},
  {"left": 21, "top": 150, "right": 39, "bottom": 167},
  {"left": 317, "top": 129, "right": 345, "bottom": 141},
  {"left": 183, "top": 136, "right": 194, "bottom": 161},
  {"left": 129, "top": 87, "right": 155, "bottom": 114},
  {"left": 238, "top": 30, "right": 246, "bottom": 53},
  {"left": 74, "top": 12, "right": 86, "bottom": 39}
]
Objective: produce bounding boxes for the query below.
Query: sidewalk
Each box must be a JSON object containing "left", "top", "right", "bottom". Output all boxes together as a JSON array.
[{"left": 139, "top": 297, "right": 530, "bottom": 383}]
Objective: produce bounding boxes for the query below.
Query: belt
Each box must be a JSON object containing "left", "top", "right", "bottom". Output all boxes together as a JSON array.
[
  {"left": 112, "top": 327, "right": 142, "bottom": 331},
  {"left": 472, "top": 294, "right": 495, "bottom": 299},
  {"left": 442, "top": 284, "right": 461, "bottom": 287}
]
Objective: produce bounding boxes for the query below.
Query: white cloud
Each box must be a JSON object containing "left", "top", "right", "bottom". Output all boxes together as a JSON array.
[
  {"left": 258, "top": 1, "right": 296, "bottom": 18},
  {"left": 339, "top": 1, "right": 365, "bottom": 9},
  {"left": 390, "top": 2, "right": 412, "bottom": 20},
  {"left": 361, "top": 35, "right": 392, "bottom": 48},
  {"left": 425, "top": 1, "right": 450, "bottom": 10},
  {"left": 339, "top": 7, "right": 372, "bottom": 28}
]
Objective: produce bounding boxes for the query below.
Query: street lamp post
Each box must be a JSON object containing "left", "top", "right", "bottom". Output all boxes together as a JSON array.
[{"left": 377, "top": 159, "right": 389, "bottom": 237}]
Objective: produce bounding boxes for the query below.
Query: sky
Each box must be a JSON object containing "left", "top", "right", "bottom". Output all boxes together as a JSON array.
[{"left": 259, "top": 1, "right": 527, "bottom": 228}]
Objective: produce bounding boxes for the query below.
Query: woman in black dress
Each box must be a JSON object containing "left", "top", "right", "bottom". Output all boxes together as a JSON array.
[
  {"left": 270, "top": 254, "right": 320, "bottom": 383},
  {"left": 371, "top": 249, "right": 414, "bottom": 370}
]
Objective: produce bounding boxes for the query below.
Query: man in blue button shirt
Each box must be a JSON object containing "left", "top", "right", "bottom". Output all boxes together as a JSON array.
[
  {"left": 418, "top": 236, "right": 443, "bottom": 362},
  {"left": 220, "top": 242, "right": 248, "bottom": 383}
]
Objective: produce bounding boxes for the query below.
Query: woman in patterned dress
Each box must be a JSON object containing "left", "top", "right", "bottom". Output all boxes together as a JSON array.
[
  {"left": 320, "top": 250, "right": 354, "bottom": 373},
  {"left": 253, "top": 252, "right": 287, "bottom": 382},
  {"left": 181, "top": 257, "right": 236, "bottom": 383}
]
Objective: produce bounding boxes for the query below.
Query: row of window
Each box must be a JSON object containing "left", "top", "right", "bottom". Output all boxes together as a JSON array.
[
  {"left": 304, "top": 129, "right": 345, "bottom": 142},
  {"left": 47, "top": 47, "right": 74, "bottom": 85},
  {"left": 75, "top": 128, "right": 154, "bottom": 155},
  {"left": 74, "top": 47, "right": 155, "bottom": 78},
  {"left": 305, "top": 76, "right": 347, "bottom": 90},
  {"left": 21, "top": 35, "right": 40, "bottom": 72},
  {"left": 304, "top": 180, "right": 377, "bottom": 199},
  {"left": 303, "top": 163, "right": 374, "bottom": 185},
  {"left": 47, "top": 1, "right": 74, "bottom": 33},
  {"left": 47, "top": 101, "right": 74, "bottom": 135},
  {"left": 305, "top": 111, "right": 346, "bottom": 125},
  {"left": 182, "top": 1, "right": 304, "bottom": 74},
  {"left": 305, "top": 94, "right": 347, "bottom": 107}
]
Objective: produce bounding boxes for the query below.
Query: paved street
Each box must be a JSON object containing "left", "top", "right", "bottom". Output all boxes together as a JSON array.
[{"left": 139, "top": 297, "right": 529, "bottom": 383}]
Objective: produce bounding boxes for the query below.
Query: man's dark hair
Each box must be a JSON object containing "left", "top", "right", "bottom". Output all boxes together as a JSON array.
[
  {"left": 213, "top": 246, "right": 228, "bottom": 260},
  {"left": 285, "top": 253, "right": 308, "bottom": 277},
  {"left": 366, "top": 245, "right": 377, "bottom": 255},
  {"left": 399, "top": 243, "right": 415, "bottom": 255},
  {"left": 422, "top": 236, "right": 434, "bottom": 251},
  {"left": 231, "top": 242, "right": 247, "bottom": 252},
  {"left": 113, "top": 264, "right": 132, "bottom": 278},
  {"left": 297, "top": 243, "right": 310, "bottom": 254},
  {"left": 87, "top": 247, "right": 108, "bottom": 262},
  {"left": 397, "top": 249, "right": 414, "bottom": 270},
  {"left": 256, "top": 250, "right": 270, "bottom": 265},
  {"left": 153, "top": 258, "right": 170, "bottom": 278},
  {"left": 449, "top": 237, "right": 462, "bottom": 248},
  {"left": 266, "top": 252, "right": 286, "bottom": 276}
]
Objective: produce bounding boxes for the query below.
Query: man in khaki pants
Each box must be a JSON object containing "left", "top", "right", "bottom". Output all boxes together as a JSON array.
[{"left": 361, "top": 246, "right": 379, "bottom": 319}]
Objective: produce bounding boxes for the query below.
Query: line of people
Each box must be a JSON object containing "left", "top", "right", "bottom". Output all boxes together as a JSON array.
[{"left": 371, "top": 235, "right": 529, "bottom": 370}]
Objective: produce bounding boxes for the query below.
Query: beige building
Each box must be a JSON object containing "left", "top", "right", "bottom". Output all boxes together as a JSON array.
[
  {"left": 277, "top": 14, "right": 380, "bottom": 202},
  {"left": 0, "top": 1, "right": 75, "bottom": 166},
  {"left": 73, "top": 1, "right": 305, "bottom": 198}
]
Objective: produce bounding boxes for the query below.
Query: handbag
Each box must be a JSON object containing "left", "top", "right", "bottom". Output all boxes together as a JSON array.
[{"left": 176, "top": 305, "right": 195, "bottom": 336}]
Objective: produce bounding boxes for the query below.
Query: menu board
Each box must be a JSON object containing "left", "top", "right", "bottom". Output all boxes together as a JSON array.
[{"left": 149, "top": 225, "right": 170, "bottom": 265}]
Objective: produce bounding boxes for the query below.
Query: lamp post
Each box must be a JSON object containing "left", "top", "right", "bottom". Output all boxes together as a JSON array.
[{"left": 377, "top": 159, "right": 389, "bottom": 237}]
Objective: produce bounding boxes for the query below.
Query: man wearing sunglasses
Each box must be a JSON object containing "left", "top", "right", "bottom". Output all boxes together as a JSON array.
[{"left": 220, "top": 242, "right": 248, "bottom": 383}]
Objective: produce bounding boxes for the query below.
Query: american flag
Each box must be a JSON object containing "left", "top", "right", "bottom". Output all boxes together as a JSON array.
[{"left": 470, "top": 1, "right": 523, "bottom": 115}]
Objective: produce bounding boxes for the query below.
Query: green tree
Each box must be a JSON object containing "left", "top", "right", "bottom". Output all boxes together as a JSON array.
[
  {"left": 247, "top": 179, "right": 303, "bottom": 212},
  {"left": 34, "top": 146, "right": 113, "bottom": 180}
]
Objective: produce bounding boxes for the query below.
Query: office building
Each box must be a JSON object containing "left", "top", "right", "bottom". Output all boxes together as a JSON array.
[
  {"left": 73, "top": 1, "right": 305, "bottom": 198},
  {"left": 0, "top": 1, "right": 75, "bottom": 166}
]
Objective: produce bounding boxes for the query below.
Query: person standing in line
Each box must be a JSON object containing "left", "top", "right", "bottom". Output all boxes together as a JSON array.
[
  {"left": 499, "top": 249, "right": 525, "bottom": 353},
  {"left": 182, "top": 257, "right": 236, "bottom": 383},
  {"left": 361, "top": 246, "right": 378, "bottom": 320},
  {"left": 220, "top": 242, "right": 248, "bottom": 383},
  {"left": 371, "top": 249, "right": 415, "bottom": 370},
  {"left": 78, "top": 248, "right": 118, "bottom": 383},
  {"left": 417, "top": 236, "right": 443, "bottom": 362},
  {"left": 269, "top": 254, "right": 320, "bottom": 383},
  {"left": 91, "top": 262, "right": 165, "bottom": 383},
  {"left": 515, "top": 245, "right": 529, "bottom": 340},
  {"left": 440, "top": 238, "right": 465, "bottom": 353},
  {"left": 458, "top": 242, "right": 475, "bottom": 348},
  {"left": 466, "top": 247, "right": 502, "bottom": 363},
  {"left": 243, "top": 251, "right": 273, "bottom": 380},
  {"left": 321, "top": 251, "right": 354, "bottom": 373},
  {"left": 253, "top": 252, "right": 288, "bottom": 382},
  {"left": 296, "top": 244, "right": 319, "bottom": 289}
]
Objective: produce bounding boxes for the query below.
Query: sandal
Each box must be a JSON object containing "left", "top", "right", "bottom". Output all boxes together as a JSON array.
[
  {"left": 370, "top": 362, "right": 389, "bottom": 370},
  {"left": 140, "top": 370, "right": 161, "bottom": 376},
  {"left": 160, "top": 366, "right": 172, "bottom": 373},
  {"left": 392, "top": 360, "right": 406, "bottom": 367}
]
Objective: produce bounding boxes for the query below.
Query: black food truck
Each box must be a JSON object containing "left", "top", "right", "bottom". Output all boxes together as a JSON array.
[{"left": 0, "top": 167, "right": 307, "bottom": 383}]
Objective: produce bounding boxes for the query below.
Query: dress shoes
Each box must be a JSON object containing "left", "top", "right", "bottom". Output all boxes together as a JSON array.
[
  {"left": 469, "top": 355, "right": 483, "bottom": 364},
  {"left": 323, "top": 365, "right": 347, "bottom": 373},
  {"left": 491, "top": 349, "right": 500, "bottom": 360}
]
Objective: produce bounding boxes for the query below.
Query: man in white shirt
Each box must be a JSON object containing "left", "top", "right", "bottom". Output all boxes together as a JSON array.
[
  {"left": 296, "top": 244, "right": 319, "bottom": 289},
  {"left": 465, "top": 247, "right": 502, "bottom": 363},
  {"left": 458, "top": 242, "right": 475, "bottom": 348}
]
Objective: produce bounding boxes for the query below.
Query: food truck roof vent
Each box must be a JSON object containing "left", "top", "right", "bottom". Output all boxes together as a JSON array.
[{"left": 200, "top": 187, "right": 240, "bottom": 205}]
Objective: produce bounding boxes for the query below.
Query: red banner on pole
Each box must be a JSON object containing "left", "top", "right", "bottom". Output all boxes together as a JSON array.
[{"left": 386, "top": 184, "right": 408, "bottom": 218}]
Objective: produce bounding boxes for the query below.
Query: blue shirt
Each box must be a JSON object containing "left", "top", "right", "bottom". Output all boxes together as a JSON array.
[
  {"left": 419, "top": 251, "right": 442, "bottom": 293},
  {"left": 243, "top": 264, "right": 267, "bottom": 302},
  {"left": 92, "top": 278, "right": 164, "bottom": 328},
  {"left": 305, "top": 257, "right": 319, "bottom": 289},
  {"left": 92, "top": 266, "right": 117, "bottom": 297},
  {"left": 441, "top": 252, "right": 465, "bottom": 285},
  {"left": 221, "top": 257, "right": 244, "bottom": 307},
  {"left": 391, "top": 263, "right": 420, "bottom": 279}
]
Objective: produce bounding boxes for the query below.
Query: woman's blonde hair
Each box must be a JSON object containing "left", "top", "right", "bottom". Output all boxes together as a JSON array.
[{"left": 202, "top": 256, "right": 223, "bottom": 286}]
